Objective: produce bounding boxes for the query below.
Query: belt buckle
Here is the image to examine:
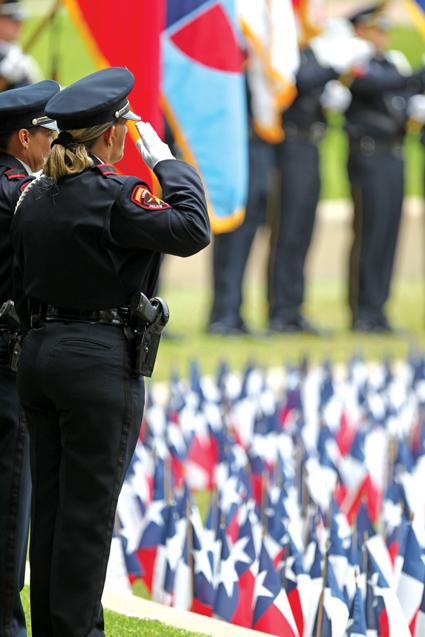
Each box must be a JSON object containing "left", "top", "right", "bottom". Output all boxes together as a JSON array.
[{"left": 360, "top": 136, "right": 375, "bottom": 154}]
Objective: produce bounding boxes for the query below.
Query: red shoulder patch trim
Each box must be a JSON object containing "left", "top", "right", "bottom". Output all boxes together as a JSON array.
[
  {"left": 96, "top": 164, "right": 117, "bottom": 177},
  {"left": 131, "top": 185, "right": 171, "bottom": 211},
  {"left": 19, "top": 180, "right": 32, "bottom": 193},
  {"left": 5, "top": 168, "right": 27, "bottom": 180}
]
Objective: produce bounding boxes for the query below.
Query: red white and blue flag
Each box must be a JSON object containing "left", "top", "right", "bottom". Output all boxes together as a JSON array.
[{"left": 162, "top": 0, "right": 248, "bottom": 234}]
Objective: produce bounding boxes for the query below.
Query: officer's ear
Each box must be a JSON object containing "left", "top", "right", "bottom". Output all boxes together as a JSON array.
[
  {"left": 103, "top": 126, "right": 115, "bottom": 148},
  {"left": 17, "top": 128, "right": 31, "bottom": 150}
]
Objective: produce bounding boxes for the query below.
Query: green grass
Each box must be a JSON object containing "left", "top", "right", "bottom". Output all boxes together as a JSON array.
[
  {"left": 21, "top": 587, "right": 209, "bottom": 637},
  {"left": 152, "top": 279, "right": 425, "bottom": 382},
  {"left": 19, "top": 14, "right": 425, "bottom": 199}
]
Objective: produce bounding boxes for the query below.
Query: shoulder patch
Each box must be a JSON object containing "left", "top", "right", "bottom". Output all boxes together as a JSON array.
[
  {"left": 131, "top": 185, "right": 171, "bottom": 211},
  {"left": 95, "top": 164, "right": 118, "bottom": 177},
  {"left": 4, "top": 168, "right": 27, "bottom": 181}
]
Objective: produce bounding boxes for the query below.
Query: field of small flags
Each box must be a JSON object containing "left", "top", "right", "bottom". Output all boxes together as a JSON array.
[{"left": 107, "top": 354, "right": 425, "bottom": 637}]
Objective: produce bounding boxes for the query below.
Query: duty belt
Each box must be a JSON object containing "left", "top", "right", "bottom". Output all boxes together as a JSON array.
[
  {"left": 284, "top": 121, "right": 327, "bottom": 145},
  {"left": 0, "top": 319, "right": 11, "bottom": 332},
  {"left": 30, "top": 303, "right": 129, "bottom": 327},
  {"left": 349, "top": 136, "right": 403, "bottom": 158}
]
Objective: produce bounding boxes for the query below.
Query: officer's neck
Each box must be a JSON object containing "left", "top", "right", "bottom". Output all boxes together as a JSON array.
[{"left": 90, "top": 138, "right": 113, "bottom": 165}]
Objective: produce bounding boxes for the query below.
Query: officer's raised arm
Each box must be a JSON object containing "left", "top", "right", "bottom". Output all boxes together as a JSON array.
[{"left": 110, "top": 121, "right": 210, "bottom": 257}]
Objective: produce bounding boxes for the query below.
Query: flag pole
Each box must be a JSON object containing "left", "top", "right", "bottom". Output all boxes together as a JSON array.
[
  {"left": 316, "top": 542, "right": 329, "bottom": 637},
  {"left": 186, "top": 500, "right": 194, "bottom": 606},
  {"left": 22, "top": 0, "right": 61, "bottom": 54}
]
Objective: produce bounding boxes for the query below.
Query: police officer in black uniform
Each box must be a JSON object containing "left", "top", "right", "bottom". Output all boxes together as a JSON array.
[
  {"left": 267, "top": 45, "right": 341, "bottom": 333},
  {"left": 0, "top": 0, "right": 40, "bottom": 91},
  {"left": 11, "top": 68, "right": 210, "bottom": 637},
  {"left": 346, "top": 5, "right": 425, "bottom": 332},
  {"left": 0, "top": 80, "right": 59, "bottom": 637},
  {"left": 207, "top": 126, "right": 275, "bottom": 335}
]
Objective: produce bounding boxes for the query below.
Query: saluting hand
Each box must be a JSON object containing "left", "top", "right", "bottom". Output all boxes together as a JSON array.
[{"left": 135, "top": 122, "right": 175, "bottom": 170}]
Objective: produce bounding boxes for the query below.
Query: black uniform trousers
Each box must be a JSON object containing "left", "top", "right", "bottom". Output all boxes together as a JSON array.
[
  {"left": 268, "top": 138, "right": 320, "bottom": 324},
  {"left": 17, "top": 322, "right": 144, "bottom": 637},
  {"left": 208, "top": 136, "right": 275, "bottom": 328},
  {"left": 347, "top": 145, "right": 404, "bottom": 325},
  {"left": 0, "top": 332, "right": 30, "bottom": 637}
]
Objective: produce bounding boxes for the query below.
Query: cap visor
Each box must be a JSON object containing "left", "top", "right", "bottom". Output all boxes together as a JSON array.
[
  {"left": 122, "top": 110, "right": 141, "bottom": 122},
  {"left": 40, "top": 120, "right": 58, "bottom": 131}
]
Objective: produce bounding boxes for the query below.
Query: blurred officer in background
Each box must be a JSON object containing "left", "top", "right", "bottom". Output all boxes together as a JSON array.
[
  {"left": 11, "top": 67, "right": 209, "bottom": 637},
  {"left": 0, "top": 80, "right": 59, "bottom": 637},
  {"left": 207, "top": 20, "right": 369, "bottom": 336},
  {"left": 207, "top": 119, "right": 275, "bottom": 335},
  {"left": 0, "top": 0, "right": 41, "bottom": 91},
  {"left": 268, "top": 21, "right": 363, "bottom": 334},
  {"left": 346, "top": 4, "right": 425, "bottom": 332}
]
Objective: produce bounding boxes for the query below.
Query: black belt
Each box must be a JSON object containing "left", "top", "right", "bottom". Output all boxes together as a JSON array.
[
  {"left": 284, "top": 121, "right": 327, "bottom": 145},
  {"left": 30, "top": 304, "right": 130, "bottom": 327},
  {"left": 0, "top": 319, "right": 11, "bottom": 332},
  {"left": 349, "top": 136, "right": 403, "bottom": 157}
]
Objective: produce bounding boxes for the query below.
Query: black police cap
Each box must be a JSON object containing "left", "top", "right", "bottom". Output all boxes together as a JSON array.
[
  {"left": 0, "top": 80, "right": 60, "bottom": 133},
  {"left": 349, "top": 2, "right": 390, "bottom": 29},
  {"left": 0, "top": 0, "right": 25, "bottom": 20},
  {"left": 45, "top": 67, "right": 141, "bottom": 131}
]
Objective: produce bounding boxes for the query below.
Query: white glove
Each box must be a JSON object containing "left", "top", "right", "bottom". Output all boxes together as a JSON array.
[
  {"left": 408, "top": 94, "right": 425, "bottom": 124},
  {"left": 320, "top": 80, "right": 352, "bottom": 113},
  {"left": 0, "top": 45, "right": 41, "bottom": 84},
  {"left": 311, "top": 35, "right": 373, "bottom": 74},
  {"left": 135, "top": 122, "right": 175, "bottom": 169}
]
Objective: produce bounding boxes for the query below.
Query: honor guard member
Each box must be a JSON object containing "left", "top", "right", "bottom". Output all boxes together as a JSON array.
[
  {"left": 268, "top": 19, "right": 372, "bottom": 334},
  {"left": 346, "top": 4, "right": 425, "bottom": 332},
  {"left": 0, "top": 80, "right": 59, "bottom": 637},
  {"left": 0, "top": 0, "right": 41, "bottom": 91},
  {"left": 11, "top": 67, "right": 210, "bottom": 637}
]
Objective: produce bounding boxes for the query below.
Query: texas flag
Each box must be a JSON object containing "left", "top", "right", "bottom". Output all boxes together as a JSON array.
[
  {"left": 213, "top": 526, "right": 240, "bottom": 621},
  {"left": 397, "top": 523, "right": 425, "bottom": 634},
  {"left": 405, "top": 0, "right": 425, "bottom": 40},
  {"left": 252, "top": 540, "right": 299, "bottom": 637},
  {"left": 347, "top": 583, "right": 367, "bottom": 637},
  {"left": 415, "top": 585, "right": 425, "bottom": 637},
  {"left": 231, "top": 509, "right": 257, "bottom": 628},
  {"left": 162, "top": 0, "right": 248, "bottom": 233}
]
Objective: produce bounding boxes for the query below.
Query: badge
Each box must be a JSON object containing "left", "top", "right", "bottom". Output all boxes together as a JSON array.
[{"left": 131, "top": 185, "right": 171, "bottom": 211}]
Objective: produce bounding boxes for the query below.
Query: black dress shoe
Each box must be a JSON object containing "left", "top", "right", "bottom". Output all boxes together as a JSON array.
[
  {"left": 207, "top": 321, "right": 251, "bottom": 336},
  {"left": 352, "top": 319, "right": 406, "bottom": 335},
  {"left": 268, "top": 316, "right": 331, "bottom": 336}
]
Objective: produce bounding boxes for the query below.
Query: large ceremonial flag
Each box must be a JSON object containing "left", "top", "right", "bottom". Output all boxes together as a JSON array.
[
  {"left": 60, "top": 0, "right": 164, "bottom": 187},
  {"left": 238, "top": 0, "right": 299, "bottom": 143},
  {"left": 405, "top": 0, "right": 425, "bottom": 39},
  {"left": 162, "top": 0, "right": 248, "bottom": 233}
]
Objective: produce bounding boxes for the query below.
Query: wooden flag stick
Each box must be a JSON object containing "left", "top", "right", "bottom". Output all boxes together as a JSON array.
[
  {"left": 316, "top": 543, "right": 329, "bottom": 637},
  {"left": 22, "top": 0, "right": 61, "bottom": 54}
]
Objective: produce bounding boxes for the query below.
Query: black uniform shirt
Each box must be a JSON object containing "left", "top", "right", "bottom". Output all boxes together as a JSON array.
[
  {"left": 283, "top": 47, "right": 338, "bottom": 131},
  {"left": 0, "top": 152, "right": 31, "bottom": 306},
  {"left": 346, "top": 54, "right": 425, "bottom": 141},
  {"left": 11, "top": 158, "right": 210, "bottom": 317}
]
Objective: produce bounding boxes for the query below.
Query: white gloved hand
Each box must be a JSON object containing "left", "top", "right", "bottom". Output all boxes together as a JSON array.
[
  {"left": 311, "top": 35, "right": 373, "bottom": 74},
  {"left": 408, "top": 94, "right": 425, "bottom": 124},
  {"left": 135, "top": 122, "right": 175, "bottom": 169},
  {"left": 0, "top": 45, "right": 41, "bottom": 84},
  {"left": 320, "top": 80, "right": 352, "bottom": 113}
]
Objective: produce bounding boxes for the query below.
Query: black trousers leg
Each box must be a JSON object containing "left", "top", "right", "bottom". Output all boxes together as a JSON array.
[
  {"left": 17, "top": 323, "right": 144, "bottom": 637},
  {"left": 268, "top": 139, "right": 320, "bottom": 323},
  {"left": 348, "top": 150, "right": 404, "bottom": 324},
  {"left": 0, "top": 333, "right": 30, "bottom": 637},
  {"left": 208, "top": 137, "right": 275, "bottom": 327}
]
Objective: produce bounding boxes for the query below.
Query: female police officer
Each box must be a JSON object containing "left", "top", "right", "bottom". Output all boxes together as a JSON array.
[{"left": 11, "top": 67, "right": 210, "bottom": 637}]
